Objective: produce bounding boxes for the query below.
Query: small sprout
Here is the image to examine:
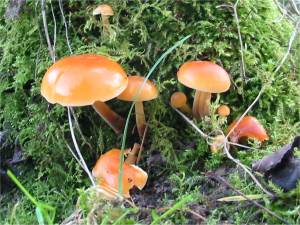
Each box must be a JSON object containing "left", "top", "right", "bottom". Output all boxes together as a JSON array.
[
  {"left": 177, "top": 61, "right": 231, "bottom": 118},
  {"left": 170, "top": 92, "right": 192, "bottom": 115},
  {"left": 118, "top": 76, "right": 158, "bottom": 139},
  {"left": 227, "top": 116, "right": 269, "bottom": 143},
  {"left": 92, "top": 149, "right": 148, "bottom": 198},
  {"left": 217, "top": 105, "right": 230, "bottom": 117},
  {"left": 93, "top": 4, "right": 114, "bottom": 33},
  {"left": 41, "top": 54, "right": 128, "bottom": 134}
]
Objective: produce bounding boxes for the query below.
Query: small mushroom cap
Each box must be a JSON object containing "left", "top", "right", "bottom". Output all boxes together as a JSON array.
[
  {"left": 217, "top": 105, "right": 230, "bottom": 117},
  {"left": 41, "top": 54, "right": 128, "bottom": 106},
  {"left": 117, "top": 76, "right": 158, "bottom": 102},
  {"left": 92, "top": 149, "right": 148, "bottom": 198},
  {"left": 227, "top": 116, "right": 269, "bottom": 143},
  {"left": 93, "top": 4, "right": 114, "bottom": 16},
  {"left": 177, "top": 61, "right": 230, "bottom": 93},
  {"left": 170, "top": 92, "right": 187, "bottom": 108}
]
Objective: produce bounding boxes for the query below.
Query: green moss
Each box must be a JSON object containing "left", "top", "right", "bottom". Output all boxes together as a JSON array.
[{"left": 1, "top": 0, "right": 299, "bottom": 224}]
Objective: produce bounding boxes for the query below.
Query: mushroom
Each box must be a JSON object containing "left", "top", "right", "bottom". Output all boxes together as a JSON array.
[
  {"left": 93, "top": 4, "right": 114, "bottom": 33},
  {"left": 170, "top": 91, "right": 192, "bottom": 115},
  {"left": 217, "top": 105, "right": 230, "bottom": 117},
  {"left": 177, "top": 61, "right": 231, "bottom": 118},
  {"left": 117, "top": 76, "right": 158, "bottom": 139},
  {"left": 41, "top": 54, "right": 128, "bottom": 134},
  {"left": 92, "top": 149, "right": 148, "bottom": 198},
  {"left": 227, "top": 116, "right": 269, "bottom": 143}
]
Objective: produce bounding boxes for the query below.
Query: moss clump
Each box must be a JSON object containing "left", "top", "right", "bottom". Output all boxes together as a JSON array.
[{"left": 1, "top": 0, "right": 299, "bottom": 224}]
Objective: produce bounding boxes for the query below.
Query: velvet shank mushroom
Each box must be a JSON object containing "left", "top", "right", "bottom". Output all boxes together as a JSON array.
[
  {"left": 92, "top": 149, "right": 148, "bottom": 198},
  {"left": 93, "top": 4, "right": 114, "bottom": 32},
  {"left": 217, "top": 105, "right": 230, "bottom": 117},
  {"left": 41, "top": 54, "right": 128, "bottom": 133},
  {"left": 227, "top": 116, "right": 269, "bottom": 143},
  {"left": 118, "top": 75, "right": 158, "bottom": 139},
  {"left": 170, "top": 91, "right": 192, "bottom": 115},
  {"left": 177, "top": 61, "right": 231, "bottom": 118}
]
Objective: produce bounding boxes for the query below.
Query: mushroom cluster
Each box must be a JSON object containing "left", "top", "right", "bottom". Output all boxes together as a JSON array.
[{"left": 40, "top": 4, "right": 271, "bottom": 198}]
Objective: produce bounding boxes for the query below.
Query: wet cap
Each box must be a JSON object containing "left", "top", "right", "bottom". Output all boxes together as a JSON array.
[
  {"left": 177, "top": 61, "right": 230, "bottom": 93},
  {"left": 41, "top": 54, "right": 128, "bottom": 106}
]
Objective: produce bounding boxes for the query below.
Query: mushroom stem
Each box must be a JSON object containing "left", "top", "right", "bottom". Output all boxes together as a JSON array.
[
  {"left": 101, "top": 15, "right": 110, "bottom": 32},
  {"left": 180, "top": 104, "right": 192, "bottom": 115},
  {"left": 193, "top": 91, "right": 211, "bottom": 118},
  {"left": 135, "top": 102, "right": 146, "bottom": 139},
  {"left": 92, "top": 101, "right": 125, "bottom": 134},
  {"left": 125, "top": 143, "right": 140, "bottom": 164}
]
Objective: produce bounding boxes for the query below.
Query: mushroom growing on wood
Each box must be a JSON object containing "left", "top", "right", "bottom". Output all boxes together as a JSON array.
[
  {"left": 93, "top": 4, "right": 114, "bottom": 33},
  {"left": 118, "top": 76, "right": 158, "bottom": 139},
  {"left": 177, "top": 61, "right": 231, "bottom": 118},
  {"left": 170, "top": 91, "right": 192, "bottom": 115},
  {"left": 92, "top": 149, "right": 148, "bottom": 198},
  {"left": 227, "top": 116, "right": 269, "bottom": 143},
  {"left": 217, "top": 105, "right": 230, "bottom": 117},
  {"left": 41, "top": 54, "right": 128, "bottom": 134}
]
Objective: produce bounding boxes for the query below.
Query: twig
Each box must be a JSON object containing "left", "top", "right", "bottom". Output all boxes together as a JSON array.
[
  {"left": 217, "top": 0, "right": 247, "bottom": 82},
  {"left": 291, "top": 0, "right": 300, "bottom": 16},
  {"left": 68, "top": 107, "right": 96, "bottom": 186},
  {"left": 206, "top": 172, "right": 289, "bottom": 224},
  {"left": 222, "top": 134, "right": 274, "bottom": 197},
  {"left": 49, "top": 0, "right": 56, "bottom": 54},
  {"left": 41, "top": 0, "right": 55, "bottom": 62},
  {"left": 70, "top": 108, "right": 93, "bottom": 151},
  {"left": 58, "top": 0, "right": 73, "bottom": 54},
  {"left": 274, "top": 19, "right": 300, "bottom": 74},
  {"left": 185, "top": 208, "right": 207, "bottom": 222}
]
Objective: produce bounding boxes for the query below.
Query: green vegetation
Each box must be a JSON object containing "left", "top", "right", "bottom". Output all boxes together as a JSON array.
[{"left": 1, "top": 0, "right": 299, "bottom": 224}]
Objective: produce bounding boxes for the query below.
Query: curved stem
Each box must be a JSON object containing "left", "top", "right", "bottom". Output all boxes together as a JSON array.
[
  {"left": 125, "top": 143, "right": 140, "bottom": 164},
  {"left": 180, "top": 104, "right": 192, "bottom": 115},
  {"left": 101, "top": 15, "right": 110, "bottom": 33},
  {"left": 135, "top": 102, "right": 146, "bottom": 139},
  {"left": 192, "top": 91, "right": 211, "bottom": 118},
  {"left": 92, "top": 101, "right": 125, "bottom": 134}
]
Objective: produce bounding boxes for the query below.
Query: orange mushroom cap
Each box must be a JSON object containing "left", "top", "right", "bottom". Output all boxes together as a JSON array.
[
  {"left": 93, "top": 4, "right": 114, "bottom": 16},
  {"left": 217, "top": 105, "right": 230, "bottom": 117},
  {"left": 92, "top": 149, "right": 148, "bottom": 198},
  {"left": 117, "top": 76, "right": 158, "bottom": 102},
  {"left": 227, "top": 116, "right": 269, "bottom": 143},
  {"left": 41, "top": 54, "right": 128, "bottom": 106},
  {"left": 170, "top": 92, "right": 187, "bottom": 108},
  {"left": 177, "top": 61, "right": 230, "bottom": 93}
]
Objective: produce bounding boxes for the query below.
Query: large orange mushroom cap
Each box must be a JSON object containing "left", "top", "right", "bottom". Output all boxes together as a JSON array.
[
  {"left": 177, "top": 61, "right": 230, "bottom": 93},
  {"left": 41, "top": 54, "right": 128, "bottom": 106},
  {"left": 117, "top": 76, "right": 158, "bottom": 102},
  {"left": 92, "top": 149, "right": 148, "bottom": 198},
  {"left": 227, "top": 116, "right": 269, "bottom": 143}
]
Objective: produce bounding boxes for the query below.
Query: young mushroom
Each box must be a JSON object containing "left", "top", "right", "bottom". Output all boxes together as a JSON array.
[
  {"left": 93, "top": 4, "right": 114, "bottom": 33},
  {"left": 217, "top": 105, "right": 230, "bottom": 117},
  {"left": 92, "top": 149, "right": 148, "bottom": 198},
  {"left": 227, "top": 116, "right": 269, "bottom": 143},
  {"left": 170, "top": 91, "right": 192, "bottom": 115},
  {"left": 117, "top": 76, "right": 158, "bottom": 139},
  {"left": 41, "top": 54, "right": 128, "bottom": 134},
  {"left": 177, "top": 61, "right": 231, "bottom": 118}
]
